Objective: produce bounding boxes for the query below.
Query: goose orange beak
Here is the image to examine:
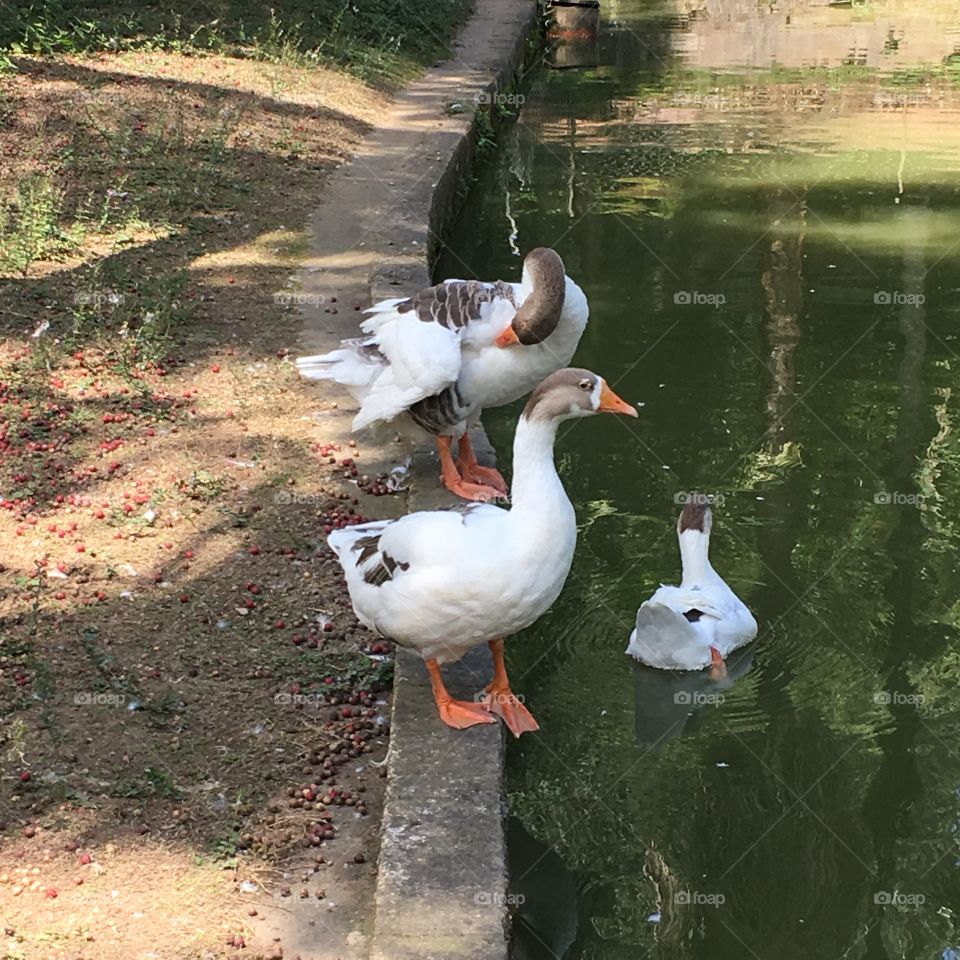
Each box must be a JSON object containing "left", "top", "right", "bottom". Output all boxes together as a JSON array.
[
  {"left": 495, "top": 325, "right": 520, "bottom": 347},
  {"left": 598, "top": 382, "right": 638, "bottom": 417}
]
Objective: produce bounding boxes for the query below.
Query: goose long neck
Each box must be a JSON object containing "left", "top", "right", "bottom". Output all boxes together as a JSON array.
[
  {"left": 510, "top": 415, "right": 565, "bottom": 511},
  {"left": 678, "top": 530, "right": 715, "bottom": 583}
]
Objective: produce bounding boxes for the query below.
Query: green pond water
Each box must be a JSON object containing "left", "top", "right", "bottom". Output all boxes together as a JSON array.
[{"left": 435, "top": 2, "right": 960, "bottom": 958}]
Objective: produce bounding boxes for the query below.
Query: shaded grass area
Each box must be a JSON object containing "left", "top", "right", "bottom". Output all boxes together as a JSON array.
[
  {"left": 0, "top": 52, "right": 381, "bottom": 347},
  {"left": 0, "top": 0, "right": 473, "bottom": 87}
]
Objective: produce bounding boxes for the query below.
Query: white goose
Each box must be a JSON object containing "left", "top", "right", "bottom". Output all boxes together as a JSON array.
[
  {"left": 626, "top": 500, "right": 757, "bottom": 675},
  {"left": 296, "top": 248, "right": 588, "bottom": 501},
  {"left": 329, "top": 368, "right": 636, "bottom": 736}
]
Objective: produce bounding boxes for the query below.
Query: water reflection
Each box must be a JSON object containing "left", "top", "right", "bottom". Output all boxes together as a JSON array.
[
  {"left": 437, "top": 1, "right": 960, "bottom": 957},
  {"left": 632, "top": 646, "right": 755, "bottom": 748}
]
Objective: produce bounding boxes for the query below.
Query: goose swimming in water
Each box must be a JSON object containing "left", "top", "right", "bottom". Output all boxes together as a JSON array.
[
  {"left": 626, "top": 500, "right": 757, "bottom": 675},
  {"left": 328, "top": 368, "right": 636, "bottom": 736},
  {"left": 296, "top": 248, "right": 589, "bottom": 501}
]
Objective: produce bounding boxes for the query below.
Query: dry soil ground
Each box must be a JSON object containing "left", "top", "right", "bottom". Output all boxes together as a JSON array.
[{"left": 0, "top": 50, "right": 405, "bottom": 960}]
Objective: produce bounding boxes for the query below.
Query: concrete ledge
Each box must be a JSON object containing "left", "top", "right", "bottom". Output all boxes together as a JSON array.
[
  {"left": 299, "top": 2, "right": 541, "bottom": 958},
  {"left": 371, "top": 647, "right": 506, "bottom": 960}
]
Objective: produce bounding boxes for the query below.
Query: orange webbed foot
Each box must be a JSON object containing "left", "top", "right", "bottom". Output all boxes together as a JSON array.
[
  {"left": 441, "top": 476, "right": 506, "bottom": 502},
  {"left": 437, "top": 436, "right": 504, "bottom": 502},
  {"left": 459, "top": 462, "right": 509, "bottom": 496},
  {"left": 455, "top": 434, "right": 509, "bottom": 497},
  {"left": 483, "top": 685, "right": 540, "bottom": 738},
  {"left": 437, "top": 697, "right": 498, "bottom": 730},
  {"left": 709, "top": 645, "right": 728, "bottom": 681},
  {"left": 426, "top": 658, "right": 497, "bottom": 730}
]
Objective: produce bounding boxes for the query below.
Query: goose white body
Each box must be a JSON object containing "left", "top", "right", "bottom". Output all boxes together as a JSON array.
[
  {"left": 459, "top": 279, "right": 588, "bottom": 415},
  {"left": 329, "top": 416, "right": 577, "bottom": 663},
  {"left": 626, "top": 511, "right": 757, "bottom": 670},
  {"left": 296, "top": 271, "right": 588, "bottom": 436}
]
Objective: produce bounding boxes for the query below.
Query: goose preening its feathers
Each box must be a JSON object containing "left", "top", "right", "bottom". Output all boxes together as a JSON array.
[
  {"left": 329, "top": 368, "right": 637, "bottom": 737},
  {"left": 626, "top": 500, "right": 757, "bottom": 675},
  {"left": 296, "top": 248, "right": 588, "bottom": 501}
]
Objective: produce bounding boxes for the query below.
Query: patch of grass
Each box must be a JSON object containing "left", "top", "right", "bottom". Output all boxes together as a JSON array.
[
  {"left": 0, "top": 175, "right": 74, "bottom": 275},
  {"left": 181, "top": 469, "right": 228, "bottom": 502},
  {"left": 209, "top": 826, "right": 242, "bottom": 865},
  {"left": 66, "top": 266, "right": 193, "bottom": 364},
  {"left": 113, "top": 766, "right": 184, "bottom": 800},
  {"left": 0, "top": 0, "right": 473, "bottom": 88}
]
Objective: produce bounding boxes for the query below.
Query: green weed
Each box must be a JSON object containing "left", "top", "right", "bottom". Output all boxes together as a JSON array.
[
  {"left": 0, "top": 0, "right": 472, "bottom": 89},
  {"left": 0, "top": 176, "right": 72, "bottom": 275}
]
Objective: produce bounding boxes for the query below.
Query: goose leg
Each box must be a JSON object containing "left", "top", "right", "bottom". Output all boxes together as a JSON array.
[
  {"left": 483, "top": 639, "right": 540, "bottom": 738},
  {"left": 709, "top": 645, "right": 728, "bottom": 681},
  {"left": 436, "top": 436, "right": 504, "bottom": 502},
  {"left": 426, "top": 659, "right": 496, "bottom": 730},
  {"left": 456, "top": 433, "right": 509, "bottom": 496}
]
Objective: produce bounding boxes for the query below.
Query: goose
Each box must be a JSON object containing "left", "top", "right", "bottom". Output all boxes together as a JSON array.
[
  {"left": 296, "top": 248, "right": 588, "bottom": 501},
  {"left": 328, "top": 368, "right": 636, "bottom": 736},
  {"left": 626, "top": 500, "right": 757, "bottom": 676}
]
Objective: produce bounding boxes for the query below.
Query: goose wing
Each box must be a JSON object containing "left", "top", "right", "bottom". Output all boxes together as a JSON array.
[
  {"left": 352, "top": 280, "right": 518, "bottom": 429},
  {"left": 626, "top": 601, "right": 717, "bottom": 669},
  {"left": 329, "top": 504, "right": 506, "bottom": 592}
]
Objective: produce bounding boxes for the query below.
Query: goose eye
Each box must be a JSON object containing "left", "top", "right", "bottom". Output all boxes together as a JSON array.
[{"left": 578, "top": 379, "right": 592, "bottom": 391}]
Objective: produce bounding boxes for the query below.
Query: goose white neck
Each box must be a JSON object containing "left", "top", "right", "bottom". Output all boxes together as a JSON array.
[
  {"left": 678, "top": 530, "right": 715, "bottom": 583},
  {"left": 518, "top": 266, "right": 536, "bottom": 304},
  {"left": 510, "top": 415, "right": 567, "bottom": 512}
]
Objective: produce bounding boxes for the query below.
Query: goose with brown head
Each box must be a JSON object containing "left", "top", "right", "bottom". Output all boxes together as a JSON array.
[
  {"left": 627, "top": 496, "right": 757, "bottom": 676},
  {"left": 495, "top": 248, "right": 567, "bottom": 347},
  {"left": 678, "top": 499, "right": 713, "bottom": 535},
  {"left": 327, "top": 368, "right": 635, "bottom": 739},
  {"left": 296, "top": 246, "right": 589, "bottom": 504}
]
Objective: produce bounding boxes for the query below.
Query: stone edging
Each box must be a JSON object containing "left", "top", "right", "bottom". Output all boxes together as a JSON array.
[
  {"left": 298, "top": 2, "right": 542, "bottom": 958},
  {"left": 371, "top": 8, "right": 542, "bottom": 958}
]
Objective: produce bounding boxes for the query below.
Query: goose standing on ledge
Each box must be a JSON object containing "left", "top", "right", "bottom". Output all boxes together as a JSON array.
[
  {"left": 626, "top": 500, "right": 757, "bottom": 677},
  {"left": 329, "top": 368, "right": 637, "bottom": 736},
  {"left": 296, "top": 248, "right": 588, "bottom": 501}
]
